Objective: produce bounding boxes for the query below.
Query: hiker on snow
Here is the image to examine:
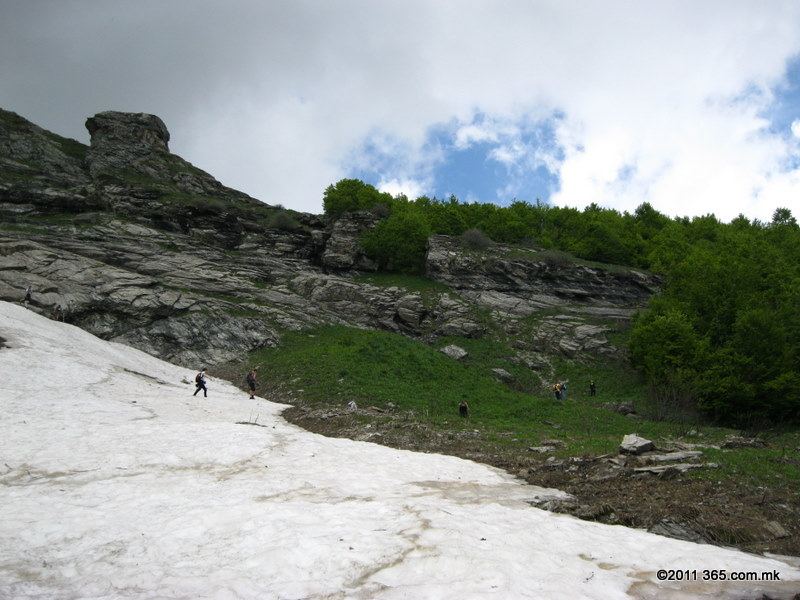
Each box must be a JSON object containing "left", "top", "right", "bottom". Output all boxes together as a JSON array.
[
  {"left": 246, "top": 367, "right": 258, "bottom": 399},
  {"left": 193, "top": 368, "right": 210, "bottom": 397}
]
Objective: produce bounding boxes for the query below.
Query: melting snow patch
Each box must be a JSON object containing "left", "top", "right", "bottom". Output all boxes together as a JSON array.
[{"left": 1, "top": 301, "right": 798, "bottom": 599}]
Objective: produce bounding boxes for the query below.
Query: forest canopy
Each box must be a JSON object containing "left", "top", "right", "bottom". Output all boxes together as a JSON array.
[{"left": 323, "top": 178, "right": 800, "bottom": 425}]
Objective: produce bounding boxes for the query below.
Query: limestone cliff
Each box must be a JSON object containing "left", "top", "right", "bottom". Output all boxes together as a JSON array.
[{"left": 0, "top": 109, "right": 660, "bottom": 374}]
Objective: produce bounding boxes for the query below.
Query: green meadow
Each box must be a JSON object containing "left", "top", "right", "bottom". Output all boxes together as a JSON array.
[{"left": 247, "top": 324, "right": 799, "bottom": 488}]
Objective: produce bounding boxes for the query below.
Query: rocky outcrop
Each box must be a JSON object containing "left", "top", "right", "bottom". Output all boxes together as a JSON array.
[
  {"left": 426, "top": 235, "right": 658, "bottom": 307},
  {"left": 425, "top": 235, "right": 661, "bottom": 357},
  {"left": 321, "top": 211, "right": 380, "bottom": 271},
  {"left": 0, "top": 109, "right": 660, "bottom": 371},
  {"left": 86, "top": 111, "right": 170, "bottom": 149}
]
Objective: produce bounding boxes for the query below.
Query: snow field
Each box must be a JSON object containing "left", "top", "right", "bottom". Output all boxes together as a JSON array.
[{"left": 1, "top": 301, "right": 798, "bottom": 599}]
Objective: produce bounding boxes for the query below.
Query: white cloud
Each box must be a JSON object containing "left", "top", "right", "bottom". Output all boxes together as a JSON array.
[
  {"left": 792, "top": 119, "right": 800, "bottom": 138},
  {"left": 489, "top": 142, "right": 525, "bottom": 168},
  {"left": 377, "top": 177, "right": 426, "bottom": 200},
  {"left": 454, "top": 124, "right": 498, "bottom": 149},
  {"left": 2, "top": 0, "right": 800, "bottom": 219},
  {"left": 549, "top": 88, "right": 800, "bottom": 221}
]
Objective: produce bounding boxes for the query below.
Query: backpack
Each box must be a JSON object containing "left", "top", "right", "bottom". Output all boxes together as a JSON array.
[{"left": 195, "top": 373, "right": 203, "bottom": 384}]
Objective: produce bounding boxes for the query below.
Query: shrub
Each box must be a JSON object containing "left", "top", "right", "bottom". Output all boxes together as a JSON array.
[
  {"left": 460, "top": 228, "right": 493, "bottom": 250},
  {"left": 360, "top": 211, "right": 431, "bottom": 273},
  {"left": 538, "top": 249, "right": 573, "bottom": 268},
  {"left": 370, "top": 203, "right": 391, "bottom": 219},
  {"left": 269, "top": 211, "right": 299, "bottom": 231}
]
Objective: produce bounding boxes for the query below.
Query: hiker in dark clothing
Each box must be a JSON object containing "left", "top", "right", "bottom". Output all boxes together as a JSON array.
[
  {"left": 193, "top": 368, "right": 209, "bottom": 397},
  {"left": 459, "top": 400, "right": 470, "bottom": 418},
  {"left": 246, "top": 367, "right": 258, "bottom": 399},
  {"left": 589, "top": 380, "right": 596, "bottom": 397}
]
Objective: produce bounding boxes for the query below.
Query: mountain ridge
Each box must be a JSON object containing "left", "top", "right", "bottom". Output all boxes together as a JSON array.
[{"left": 0, "top": 108, "right": 658, "bottom": 374}]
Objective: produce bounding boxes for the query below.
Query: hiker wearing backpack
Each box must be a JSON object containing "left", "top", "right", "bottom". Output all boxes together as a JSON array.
[
  {"left": 246, "top": 367, "right": 258, "bottom": 399},
  {"left": 193, "top": 368, "right": 210, "bottom": 397}
]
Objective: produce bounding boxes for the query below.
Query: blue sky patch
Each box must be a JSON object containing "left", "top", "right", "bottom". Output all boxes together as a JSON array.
[
  {"left": 765, "top": 54, "right": 800, "bottom": 136},
  {"left": 348, "top": 112, "right": 564, "bottom": 206}
]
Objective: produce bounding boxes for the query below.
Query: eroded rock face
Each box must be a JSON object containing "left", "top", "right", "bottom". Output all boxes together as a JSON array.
[
  {"left": 320, "top": 211, "right": 379, "bottom": 271},
  {"left": 425, "top": 235, "right": 660, "bottom": 357},
  {"left": 426, "top": 235, "right": 658, "bottom": 305},
  {"left": 0, "top": 109, "right": 660, "bottom": 371}
]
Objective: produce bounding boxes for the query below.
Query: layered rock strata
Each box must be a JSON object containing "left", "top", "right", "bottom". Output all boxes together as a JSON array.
[{"left": 0, "top": 108, "right": 659, "bottom": 369}]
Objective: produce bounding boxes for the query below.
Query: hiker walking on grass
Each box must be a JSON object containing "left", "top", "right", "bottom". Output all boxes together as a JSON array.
[
  {"left": 459, "top": 399, "right": 470, "bottom": 418},
  {"left": 193, "top": 368, "right": 210, "bottom": 397},
  {"left": 589, "top": 380, "right": 596, "bottom": 397},
  {"left": 246, "top": 367, "right": 258, "bottom": 399}
]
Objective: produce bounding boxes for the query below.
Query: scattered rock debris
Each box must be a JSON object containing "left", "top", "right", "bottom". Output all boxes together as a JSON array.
[{"left": 280, "top": 401, "right": 800, "bottom": 558}]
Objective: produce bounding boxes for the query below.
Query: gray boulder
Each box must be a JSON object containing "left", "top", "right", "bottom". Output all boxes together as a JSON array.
[
  {"left": 620, "top": 434, "right": 655, "bottom": 455},
  {"left": 439, "top": 344, "right": 468, "bottom": 360}
]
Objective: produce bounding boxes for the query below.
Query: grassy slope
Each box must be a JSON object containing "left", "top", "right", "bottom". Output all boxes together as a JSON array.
[{"left": 248, "top": 323, "right": 799, "bottom": 490}]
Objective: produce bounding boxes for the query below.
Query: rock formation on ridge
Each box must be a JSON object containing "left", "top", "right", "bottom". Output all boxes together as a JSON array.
[{"left": 0, "top": 108, "right": 659, "bottom": 375}]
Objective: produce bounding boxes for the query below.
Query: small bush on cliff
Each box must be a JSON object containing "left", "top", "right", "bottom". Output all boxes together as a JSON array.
[
  {"left": 269, "top": 211, "right": 299, "bottom": 231},
  {"left": 538, "top": 249, "right": 573, "bottom": 268},
  {"left": 460, "top": 228, "right": 493, "bottom": 250}
]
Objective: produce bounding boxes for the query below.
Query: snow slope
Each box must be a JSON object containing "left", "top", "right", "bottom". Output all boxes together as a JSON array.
[{"left": 0, "top": 301, "right": 798, "bottom": 599}]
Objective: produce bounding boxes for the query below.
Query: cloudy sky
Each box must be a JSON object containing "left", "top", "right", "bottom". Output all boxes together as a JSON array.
[{"left": 2, "top": 1, "right": 800, "bottom": 221}]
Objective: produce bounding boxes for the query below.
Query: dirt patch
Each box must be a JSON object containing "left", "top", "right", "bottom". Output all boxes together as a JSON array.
[{"left": 280, "top": 401, "right": 800, "bottom": 558}]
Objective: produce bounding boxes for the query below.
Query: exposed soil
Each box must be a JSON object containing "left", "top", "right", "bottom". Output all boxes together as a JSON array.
[{"left": 275, "top": 399, "right": 800, "bottom": 559}]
